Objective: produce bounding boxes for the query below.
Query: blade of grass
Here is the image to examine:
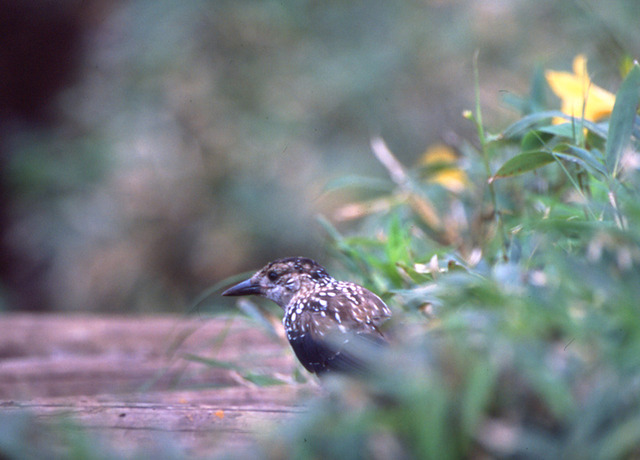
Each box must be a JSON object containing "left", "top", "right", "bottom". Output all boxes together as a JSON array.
[{"left": 183, "top": 353, "right": 242, "bottom": 371}]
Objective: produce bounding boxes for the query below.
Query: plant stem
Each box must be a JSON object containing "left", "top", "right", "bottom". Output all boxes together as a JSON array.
[{"left": 473, "top": 51, "right": 509, "bottom": 257}]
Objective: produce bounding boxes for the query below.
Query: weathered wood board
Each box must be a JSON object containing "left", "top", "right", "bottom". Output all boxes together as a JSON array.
[{"left": 0, "top": 314, "right": 318, "bottom": 457}]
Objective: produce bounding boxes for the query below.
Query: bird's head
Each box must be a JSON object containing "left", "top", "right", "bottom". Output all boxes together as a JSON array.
[{"left": 222, "top": 257, "right": 332, "bottom": 308}]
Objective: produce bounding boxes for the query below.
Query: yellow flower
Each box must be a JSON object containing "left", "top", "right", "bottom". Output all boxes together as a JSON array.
[
  {"left": 419, "top": 143, "right": 468, "bottom": 193},
  {"left": 545, "top": 54, "right": 616, "bottom": 124}
]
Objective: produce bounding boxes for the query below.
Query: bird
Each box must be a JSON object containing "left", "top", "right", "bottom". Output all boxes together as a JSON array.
[{"left": 222, "top": 257, "right": 391, "bottom": 375}]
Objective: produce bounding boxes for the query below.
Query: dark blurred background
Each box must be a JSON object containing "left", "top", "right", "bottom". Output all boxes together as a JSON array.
[{"left": 1, "top": 0, "right": 638, "bottom": 312}]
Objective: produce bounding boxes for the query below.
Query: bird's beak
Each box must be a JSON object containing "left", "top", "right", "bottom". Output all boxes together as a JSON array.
[{"left": 222, "top": 278, "right": 261, "bottom": 297}]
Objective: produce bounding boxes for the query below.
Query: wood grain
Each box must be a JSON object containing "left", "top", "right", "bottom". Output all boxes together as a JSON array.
[{"left": 0, "top": 314, "right": 319, "bottom": 457}]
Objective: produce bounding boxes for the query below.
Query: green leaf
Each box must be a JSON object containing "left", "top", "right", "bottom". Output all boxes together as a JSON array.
[
  {"left": 520, "top": 130, "right": 552, "bottom": 152},
  {"left": 491, "top": 151, "right": 555, "bottom": 180},
  {"left": 607, "top": 62, "right": 640, "bottom": 177},
  {"left": 538, "top": 120, "right": 608, "bottom": 142},
  {"left": 385, "top": 215, "right": 411, "bottom": 265},
  {"left": 501, "top": 111, "right": 610, "bottom": 141},
  {"left": 529, "top": 64, "right": 548, "bottom": 113},
  {"left": 553, "top": 144, "right": 608, "bottom": 178},
  {"left": 501, "top": 111, "right": 563, "bottom": 139},
  {"left": 500, "top": 67, "right": 547, "bottom": 114},
  {"left": 539, "top": 123, "right": 582, "bottom": 139},
  {"left": 580, "top": 119, "right": 609, "bottom": 139}
]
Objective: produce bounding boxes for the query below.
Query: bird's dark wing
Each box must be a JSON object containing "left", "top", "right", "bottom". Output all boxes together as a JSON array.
[{"left": 288, "top": 286, "right": 390, "bottom": 375}]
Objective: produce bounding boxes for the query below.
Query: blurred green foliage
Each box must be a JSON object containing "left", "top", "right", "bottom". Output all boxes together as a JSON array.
[
  {"left": 3, "top": 0, "right": 640, "bottom": 311},
  {"left": 251, "top": 60, "right": 640, "bottom": 458}
]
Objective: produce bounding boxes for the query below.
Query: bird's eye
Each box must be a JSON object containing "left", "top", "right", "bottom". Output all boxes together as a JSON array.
[{"left": 267, "top": 270, "right": 279, "bottom": 281}]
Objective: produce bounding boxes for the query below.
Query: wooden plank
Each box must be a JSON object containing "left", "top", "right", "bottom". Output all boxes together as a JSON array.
[
  {"left": 0, "top": 314, "right": 319, "bottom": 457},
  {"left": 2, "top": 386, "right": 316, "bottom": 457},
  {"left": 0, "top": 314, "right": 297, "bottom": 398}
]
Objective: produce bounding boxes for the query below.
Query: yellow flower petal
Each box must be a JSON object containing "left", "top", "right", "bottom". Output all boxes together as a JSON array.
[
  {"left": 432, "top": 169, "right": 468, "bottom": 193},
  {"left": 419, "top": 143, "right": 468, "bottom": 193},
  {"left": 545, "top": 54, "right": 615, "bottom": 124},
  {"left": 419, "top": 143, "right": 458, "bottom": 165},
  {"left": 572, "top": 54, "right": 587, "bottom": 79}
]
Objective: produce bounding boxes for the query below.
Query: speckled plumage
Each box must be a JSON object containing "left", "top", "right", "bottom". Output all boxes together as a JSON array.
[{"left": 222, "top": 257, "right": 391, "bottom": 375}]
